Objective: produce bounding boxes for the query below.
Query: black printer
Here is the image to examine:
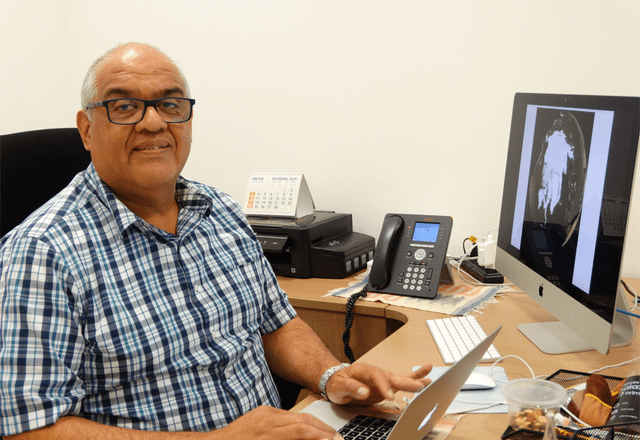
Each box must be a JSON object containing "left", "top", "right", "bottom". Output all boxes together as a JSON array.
[{"left": 247, "top": 211, "right": 375, "bottom": 279}]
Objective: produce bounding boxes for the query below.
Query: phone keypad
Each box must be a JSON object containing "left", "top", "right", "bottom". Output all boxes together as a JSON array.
[{"left": 399, "top": 264, "right": 432, "bottom": 291}]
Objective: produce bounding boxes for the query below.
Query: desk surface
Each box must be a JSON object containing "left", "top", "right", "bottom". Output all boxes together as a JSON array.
[{"left": 282, "top": 275, "right": 640, "bottom": 439}]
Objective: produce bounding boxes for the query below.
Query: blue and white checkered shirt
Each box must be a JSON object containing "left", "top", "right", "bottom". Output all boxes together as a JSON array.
[{"left": 0, "top": 164, "right": 297, "bottom": 436}]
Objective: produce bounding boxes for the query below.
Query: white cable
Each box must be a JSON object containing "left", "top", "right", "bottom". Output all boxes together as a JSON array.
[
  {"left": 456, "top": 261, "right": 489, "bottom": 286},
  {"left": 453, "top": 242, "right": 514, "bottom": 288},
  {"left": 438, "top": 353, "right": 535, "bottom": 415},
  {"left": 588, "top": 355, "right": 640, "bottom": 374},
  {"left": 454, "top": 251, "right": 494, "bottom": 287},
  {"left": 488, "top": 355, "right": 536, "bottom": 382},
  {"left": 484, "top": 356, "right": 595, "bottom": 428},
  {"left": 401, "top": 396, "right": 507, "bottom": 414},
  {"left": 450, "top": 400, "right": 507, "bottom": 413},
  {"left": 452, "top": 245, "right": 488, "bottom": 287}
]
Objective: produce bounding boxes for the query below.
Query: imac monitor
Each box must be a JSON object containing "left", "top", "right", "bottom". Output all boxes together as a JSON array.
[{"left": 496, "top": 93, "right": 639, "bottom": 355}]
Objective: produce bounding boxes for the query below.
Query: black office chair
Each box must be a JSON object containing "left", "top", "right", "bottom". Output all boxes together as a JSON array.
[{"left": 0, "top": 127, "right": 92, "bottom": 237}]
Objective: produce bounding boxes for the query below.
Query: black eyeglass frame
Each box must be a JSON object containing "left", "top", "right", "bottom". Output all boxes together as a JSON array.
[{"left": 86, "top": 97, "right": 196, "bottom": 125}]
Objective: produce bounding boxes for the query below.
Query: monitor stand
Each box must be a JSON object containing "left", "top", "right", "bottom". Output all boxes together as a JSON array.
[{"left": 518, "top": 282, "right": 637, "bottom": 355}]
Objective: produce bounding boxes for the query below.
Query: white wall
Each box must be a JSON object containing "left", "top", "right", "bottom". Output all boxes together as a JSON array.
[{"left": 1, "top": 0, "right": 639, "bottom": 278}]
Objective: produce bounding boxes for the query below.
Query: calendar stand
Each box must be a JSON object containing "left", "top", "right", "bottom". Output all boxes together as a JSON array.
[{"left": 243, "top": 173, "right": 315, "bottom": 218}]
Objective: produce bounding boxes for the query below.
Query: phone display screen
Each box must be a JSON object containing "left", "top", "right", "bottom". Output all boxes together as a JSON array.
[{"left": 412, "top": 222, "right": 440, "bottom": 243}]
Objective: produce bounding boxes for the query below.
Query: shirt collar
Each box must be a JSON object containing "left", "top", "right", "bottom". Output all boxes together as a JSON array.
[
  {"left": 175, "top": 177, "right": 214, "bottom": 217},
  {"left": 85, "top": 164, "right": 214, "bottom": 237}
]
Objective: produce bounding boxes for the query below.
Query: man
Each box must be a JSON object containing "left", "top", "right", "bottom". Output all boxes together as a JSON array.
[{"left": 0, "top": 43, "right": 431, "bottom": 439}]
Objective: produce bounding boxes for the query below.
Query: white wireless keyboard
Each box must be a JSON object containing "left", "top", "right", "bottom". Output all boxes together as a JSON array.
[{"left": 426, "top": 315, "right": 501, "bottom": 365}]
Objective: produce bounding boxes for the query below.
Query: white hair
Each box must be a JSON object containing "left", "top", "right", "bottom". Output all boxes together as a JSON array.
[{"left": 81, "top": 43, "right": 191, "bottom": 120}]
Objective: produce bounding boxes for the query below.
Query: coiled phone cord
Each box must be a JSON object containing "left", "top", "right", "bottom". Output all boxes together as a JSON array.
[{"left": 342, "top": 285, "right": 368, "bottom": 362}]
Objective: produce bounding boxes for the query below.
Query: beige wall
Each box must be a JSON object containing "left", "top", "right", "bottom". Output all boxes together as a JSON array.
[{"left": 1, "top": 0, "right": 638, "bottom": 278}]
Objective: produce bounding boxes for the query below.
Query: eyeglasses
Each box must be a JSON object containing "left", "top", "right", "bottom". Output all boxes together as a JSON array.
[{"left": 86, "top": 97, "right": 196, "bottom": 125}]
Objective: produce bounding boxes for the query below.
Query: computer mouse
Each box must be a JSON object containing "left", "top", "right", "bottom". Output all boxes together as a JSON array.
[{"left": 461, "top": 372, "right": 496, "bottom": 391}]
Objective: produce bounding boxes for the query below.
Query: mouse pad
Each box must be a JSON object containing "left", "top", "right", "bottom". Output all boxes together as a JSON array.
[{"left": 413, "top": 366, "right": 508, "bottom": 414}]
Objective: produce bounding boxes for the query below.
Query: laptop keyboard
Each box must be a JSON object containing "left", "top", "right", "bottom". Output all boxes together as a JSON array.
[
  {"left": 338, "top": 414, "right": 397, "bottom": 439},
  {"left": 426, "top": 315, "right": 501, "bottom": 364}
]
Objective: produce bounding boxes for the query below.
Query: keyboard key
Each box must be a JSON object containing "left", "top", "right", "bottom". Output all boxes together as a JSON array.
[
  {"left": 426, "top": 315, "right": 501, "bottom": 364},
  {"left": 338, "top": 415, "right": 396, "bottom": 440}
]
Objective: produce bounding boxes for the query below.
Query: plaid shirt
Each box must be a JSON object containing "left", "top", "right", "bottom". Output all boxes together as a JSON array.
[{"left": 0, "top": 164, "right": 296, "bottom": 436}]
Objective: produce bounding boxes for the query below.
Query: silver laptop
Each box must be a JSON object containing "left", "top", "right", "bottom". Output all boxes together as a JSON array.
[{"left": 301, "top": 325, "right": 502, "bottom": 440}]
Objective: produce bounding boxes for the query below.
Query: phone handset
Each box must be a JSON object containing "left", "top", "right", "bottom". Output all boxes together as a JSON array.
[{"left": 368, "top": 215, "right": 404, "bottom": 290}]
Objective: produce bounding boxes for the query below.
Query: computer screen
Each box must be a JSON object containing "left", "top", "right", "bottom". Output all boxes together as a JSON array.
[{"left": 495, "top": 93, "right": 639, "bottom": 355}]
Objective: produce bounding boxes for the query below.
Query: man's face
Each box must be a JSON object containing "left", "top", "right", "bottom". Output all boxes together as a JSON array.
[{"left": 77, "top": 46, "right": 192, "bottom": 202}]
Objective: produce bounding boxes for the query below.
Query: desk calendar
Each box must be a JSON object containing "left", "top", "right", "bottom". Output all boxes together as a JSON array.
[{"left": 243, "top": 173, "right": 315, "bottom": 218}]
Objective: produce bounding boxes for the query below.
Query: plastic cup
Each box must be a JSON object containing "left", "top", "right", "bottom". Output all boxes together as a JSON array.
[{"left": 502, "top": 378, "right": 567, "bottom": 431}]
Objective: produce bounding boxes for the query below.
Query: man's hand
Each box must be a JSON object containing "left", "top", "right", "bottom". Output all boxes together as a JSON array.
[
  {"left": 324, "top": 363, "right": 432, "bottom": 406},
  {"left": 5, "top": 408, "right": 343, "bottom": 440},
  {"left": 216, "top": 406, "right": 342, "bottom": 440}
]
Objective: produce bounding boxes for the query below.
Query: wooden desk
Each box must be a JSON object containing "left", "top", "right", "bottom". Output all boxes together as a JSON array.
[
  {"left": 282, "top": 275, "right": 640, "bottom": 439},
  {"left": 277, "top": 276, "right": 393, "bottom": 363}
]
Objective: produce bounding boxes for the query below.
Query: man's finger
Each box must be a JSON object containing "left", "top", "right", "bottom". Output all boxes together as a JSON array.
[{"left": 409, "top": 363, "right": 433, "bottom": 379}]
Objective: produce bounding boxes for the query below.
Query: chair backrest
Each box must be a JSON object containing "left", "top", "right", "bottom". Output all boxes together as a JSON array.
[{"left": 0, "top": 128, "right": 92, "bottom": 237}]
